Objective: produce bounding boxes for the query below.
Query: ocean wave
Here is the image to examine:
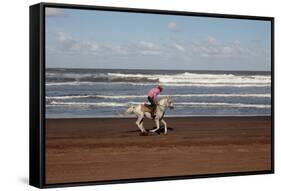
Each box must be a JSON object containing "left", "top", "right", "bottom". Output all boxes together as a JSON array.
[
  {"left": 46, "top": 81, "right": 270, "bottom": 87},
  {"left": 108, "top": 72, "right": 271, "bottom": 84},
  {"left": 47, "top": 101, "right": 270, "bottom": 109},
  {"left": 46, "top": 72, "right": 158, "bottom": 83},
  {"left": 48, "top": 101, "right": 128, "bottom": 107},
  {"left": 46, "top": 93, "right": 271, "bottom": 100},
  {"left": 130, "top": 82, "right": 270, "bottom": 87},
  {"left": 46, "top": 95, "right": 94, "bottom": 99},
  {"left": 46, "top": 71, "right": 271, "bottom": 85},
  {"left": 175, "top": 102, "right": 271, "bottom": 108}
]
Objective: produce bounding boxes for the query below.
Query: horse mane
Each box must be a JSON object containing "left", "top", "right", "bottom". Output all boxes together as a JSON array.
[
  {"left": 160, "top": 96, "right": 170, "bottom": 101},
  {"left": 158, "top": 96, "right": 171, "bottom": 104}
]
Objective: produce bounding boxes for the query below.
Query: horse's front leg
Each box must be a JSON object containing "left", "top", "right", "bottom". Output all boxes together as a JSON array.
[
  {"left": 150, "top": 119, "right": 160, "bottom": 133},
  {"left": 161, "top": 119, "right": 168, "bottom": 135}
]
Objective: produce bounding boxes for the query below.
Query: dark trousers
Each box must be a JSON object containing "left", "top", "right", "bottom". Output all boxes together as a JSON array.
[
  {"left": 147, "top": 96, "right": 155, "bottom": 107},
  {"left": 147, "top": 96, "right": 156, "bottom": 116}
]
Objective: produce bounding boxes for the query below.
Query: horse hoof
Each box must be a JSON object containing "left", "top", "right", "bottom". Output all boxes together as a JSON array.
[{"left": 140, "top": 132, "right": 148, "bottom": 136}]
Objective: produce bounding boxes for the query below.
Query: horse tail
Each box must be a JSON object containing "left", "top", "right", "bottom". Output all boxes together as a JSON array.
[
  {"left": 125, "top": 105, "right": 135, "bottom": 114},
  {"left": 119, "top": 105, "right": 135, "bottom": 116}
]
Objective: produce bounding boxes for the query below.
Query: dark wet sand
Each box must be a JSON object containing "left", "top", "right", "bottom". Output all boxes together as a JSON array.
[{"left": 45, "top": 116, "right": 272, "bottom": 184}]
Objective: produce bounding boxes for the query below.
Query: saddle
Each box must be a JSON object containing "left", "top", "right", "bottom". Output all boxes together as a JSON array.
[{"left": 141, "top": 104, "right": 153, "bottom": 112}]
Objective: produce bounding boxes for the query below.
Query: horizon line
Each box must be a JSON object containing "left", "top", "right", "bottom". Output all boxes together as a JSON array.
[{"left": 46, "top": 67, "right": 271, "bottom": 72}]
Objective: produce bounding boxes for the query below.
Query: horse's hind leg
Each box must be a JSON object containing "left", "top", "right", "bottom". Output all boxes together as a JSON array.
[
  {"left": 139, "top": 118, "right": 144, "bottom": 130},
  {"left": 136, "top": 115, "right": 147, "bottom": 135},
  {"left": 161, "top": 119, "right": 168, "bottom": 135}
]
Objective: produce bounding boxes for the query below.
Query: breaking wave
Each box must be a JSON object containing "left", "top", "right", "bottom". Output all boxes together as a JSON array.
[
  {"left": 47, "top": 101, "right": 270, "bottom": 109},
  {"left": 46, "top": 93, "right": 271, "bottom": 100},
  {"left": 46, "top": 71, "right": 271, "bottom": 87}
]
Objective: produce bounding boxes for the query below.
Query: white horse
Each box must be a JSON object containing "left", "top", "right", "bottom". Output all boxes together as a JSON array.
[{"left": 124, "top": 97, "right": 174, "bottom": 135}]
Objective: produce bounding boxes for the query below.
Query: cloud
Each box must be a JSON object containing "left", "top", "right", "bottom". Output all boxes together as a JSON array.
[
  {"left": 57, "top": 32, "right": 71, "bottom": 41},
  {"left": 129, "top": 41, "right": 162, "bottom": 56},
  {"left": 46, "top": 8, "right": 65, "bottom": 17},
  {"left": 194, "top": 37, "right": 254, "bottom": 58},
  {"left": 174, "top": 43, "right": 185, "bottom": 52},
  {"left": 101, "top": 44, "right": 128, "bottom": 55},
  {"left": 51, "top": 32, "right": 167, "bottom": 57},
  {"left": 207, "top": 36, "right": 217, "bottom": 44},
  {"left": 49, "top": 32, "right": 262, "bottom": 62},
  {"left": 174, "top": 36, "right": 260, "bottom": 59},
  {"left": 139, "top": 41, "right": 157, "bottom": 49},
  {"left": 233, "top": 40, "right": 241, "bottom": 45},
  {"left": 168, "top": 22, "right": 181, "bottom": 32},
  {"left": 52, "top": 32, "right": 131, "bottom": 56},
  {"left": 139, "top": 50, "right": 161, "bottom": 55},
  {"left": 53, "top": 32, "right": 99, "bottom": 54}
]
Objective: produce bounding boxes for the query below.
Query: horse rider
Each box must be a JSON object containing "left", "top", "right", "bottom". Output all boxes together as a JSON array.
[{"left": 147, "top": 85, "right": 163, "bottom": 118}]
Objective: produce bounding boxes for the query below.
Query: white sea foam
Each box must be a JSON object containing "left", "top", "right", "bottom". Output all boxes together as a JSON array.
[
  {"left": 46, "top": 70, "right": 271, "bottom": 117},
  {"left": 108, "top": 72, "right": 271, "bottom": 84},
  {"left": 49, "top": 101, "right": 128, "bottom": 107},
  {"left": 46, "top": 93, "right": 271, "bottom": 100},
  {"left": 46, "top": 72, "right": 271, "bottom": 87},
  {"left": 175, "top": 102, "right": 271, "bottom": 108},
  {"left": 46, "top": 81, "right": 96, "bottom": 86},
  {"left": 46, "top": 95, "right": 92, "bottom": 99},
  {"left": 46, "top": 81, "right": 270, "bottom": 87},
  {"left": 95, "top": 93, "right": 271, "bottom": 99},
  {"left": 108, "top": 73, "right": 158, "bottom": 81},
  {"left": 47, "top": 101, "right": 270, "bottom": 109},
  {"left": 128, "top": 82, "right": 270, "bottom": 87}
]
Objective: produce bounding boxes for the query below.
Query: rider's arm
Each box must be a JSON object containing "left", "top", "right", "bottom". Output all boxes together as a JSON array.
[{"left": 153, "top": 92, "right": 158, "bottom": 102}]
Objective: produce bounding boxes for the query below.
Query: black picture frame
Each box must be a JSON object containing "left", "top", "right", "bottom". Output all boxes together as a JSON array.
[{"left": 29, "top": 2, "right": 274, "bottom": 188}]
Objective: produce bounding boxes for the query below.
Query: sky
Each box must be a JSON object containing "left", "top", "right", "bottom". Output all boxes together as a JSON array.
[{"left": 45, "top": 7, "right": 271, "bottom": 71}]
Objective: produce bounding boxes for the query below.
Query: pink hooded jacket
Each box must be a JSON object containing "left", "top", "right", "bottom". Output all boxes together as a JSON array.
[{"left": 147, "top": 87, "right": 161, "bottom": 102}]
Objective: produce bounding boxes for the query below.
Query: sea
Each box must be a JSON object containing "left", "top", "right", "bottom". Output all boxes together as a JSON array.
[{"left": 45, "top": 68, "right": 271, "bottom": 118}]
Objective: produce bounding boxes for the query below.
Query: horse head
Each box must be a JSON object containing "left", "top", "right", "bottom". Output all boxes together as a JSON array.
[{"left": 160, "top": 96, "right": 174, "bottom": 109}]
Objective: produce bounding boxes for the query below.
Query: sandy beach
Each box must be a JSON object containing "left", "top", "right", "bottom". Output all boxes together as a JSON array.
[{"left": 45, "top": 116, "right": 272, "bottom": 184}]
